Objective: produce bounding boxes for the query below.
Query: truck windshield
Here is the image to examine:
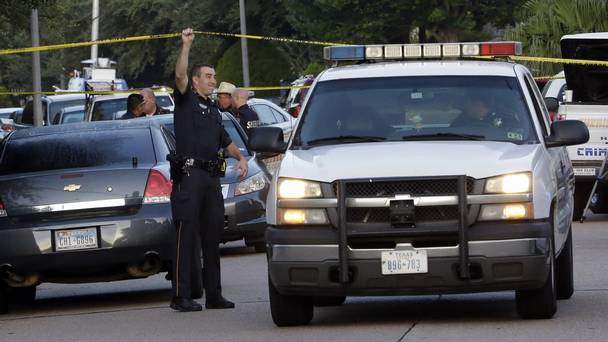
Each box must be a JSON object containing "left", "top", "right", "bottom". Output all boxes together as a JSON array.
[{"left": 293, "top": 76, "right": 538, "bottom": 148}]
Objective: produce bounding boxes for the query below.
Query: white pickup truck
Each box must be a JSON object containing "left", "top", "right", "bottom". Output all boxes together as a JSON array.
[
  {"left": 555, "top": 33, "right": 608, "bottom": 220},
  {"left": 250, "top": 41, "right": 589, "bottom": 326}
]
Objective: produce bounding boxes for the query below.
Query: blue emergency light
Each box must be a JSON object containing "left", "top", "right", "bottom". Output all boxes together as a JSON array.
[{"left": 323, "top": 45, "right": 365, "bottom": 61}]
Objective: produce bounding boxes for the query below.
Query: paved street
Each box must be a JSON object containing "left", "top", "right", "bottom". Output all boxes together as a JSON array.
[{"left": 2, "top": 215, "right": 608, "bottom": 342}]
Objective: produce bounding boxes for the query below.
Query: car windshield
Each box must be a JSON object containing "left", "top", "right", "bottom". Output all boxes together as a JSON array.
[
  {"left": 163, "top": 119, "right": 250, "bottom": 156},
  {"left": 61, "top": 110, "right": 85, "bottom": 123},
  {"left": 49, "top": 99, "right": 85, "bottom": 124},
  {"left": 293, "top": 76, "right": 538, "bottom": 148},
  {"left": 157, "top": 95, "right": 174, "bottom": 109},
  {"left": 92, "top": 99, "right": 125, "bottom": 121},
  {"left": 0, "top": 128, "right": 156, "bottom": 175}
]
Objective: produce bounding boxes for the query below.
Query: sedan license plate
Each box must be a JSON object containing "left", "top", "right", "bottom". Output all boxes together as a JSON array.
[
  {"left": 574, "top": 167, "right": 596, "bottom": 176},
  {"left": 55, "top": 227, "right": 98, "bottom": 252},
  {"left": 381, "top": 250, "right": 428, "bottom": 275}
]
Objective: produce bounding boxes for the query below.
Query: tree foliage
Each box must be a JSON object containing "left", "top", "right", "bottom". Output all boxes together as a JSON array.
[
  {"left": 505, "top": 0, "right": 608, "bottom": 75},
  {"left": 0, "top": 0, "right": 549, "bottom": 100}
]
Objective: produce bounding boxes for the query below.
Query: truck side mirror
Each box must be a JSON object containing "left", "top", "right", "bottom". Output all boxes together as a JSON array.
[
  {"left": 249, "top": 127, "right": 288, "bottom": 155},
  {"left": 544, "top": 97, "right": 559, "bottom": 113},
  {"left": 546, "top": 120, "right": 589, "bottom": 148}
]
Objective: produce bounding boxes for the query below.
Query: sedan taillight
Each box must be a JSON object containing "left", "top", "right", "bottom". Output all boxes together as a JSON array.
[
  {"left": 1, "top": 123, "right": 15, "bottom": 132},
  {"left": 143, "top": 170, "right": 172, "bottom": 204},
  {"left": 0, "top": 199, "right": 7, "bottom": 217}
]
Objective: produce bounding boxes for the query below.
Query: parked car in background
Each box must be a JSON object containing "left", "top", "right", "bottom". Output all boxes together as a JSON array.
[
  {"left": 157, "top": 113, "right": 271, "bottom": 252},
  {"left": 0, "top": 118, "right": 14, "bottom": 140},
  {"left": 8, "top": 109, "right": 23, "bottom": 124},
  {"left": 87, "top": 92, "right": 174, "bottom": 122},
  {"left": 0, "top": 119, "right": 176, "bottom": 314},
  {"left": 248, "top": 98, "right": 296, "bottom": 141},
  {"left": 556, "top": 33, "right": 608, "bottom": 220},
  {"left": 52, "top": 105, "right": 86, "bottom": 125},
  {"left": 21, "top": 94, "right": 86, "bottom": 126},
  {"left": 0, "top": 108, "right": 21, "bottom": 120},
  {"left": 541, "top": 71, "right": 567, "bottom": 121},
  {"left": 282, "top": 75, "right": 314, "bottom": 118}
]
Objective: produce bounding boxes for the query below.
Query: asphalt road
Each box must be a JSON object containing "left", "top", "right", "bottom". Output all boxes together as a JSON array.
[{"left": 2, "top": 215, "right": 608, "bottom": 342}]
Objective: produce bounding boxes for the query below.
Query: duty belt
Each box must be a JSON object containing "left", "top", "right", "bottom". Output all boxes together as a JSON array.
[{"left": 184, "top": 158, "right": 219, "bottom": 172}]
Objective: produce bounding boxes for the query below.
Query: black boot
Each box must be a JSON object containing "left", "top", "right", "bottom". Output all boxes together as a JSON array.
[
  {"left": 170, "top": 297, "right": 202, "bottom": 312},
  {"left": 205, "top": 295, "right": 235, "bottom": 309}
]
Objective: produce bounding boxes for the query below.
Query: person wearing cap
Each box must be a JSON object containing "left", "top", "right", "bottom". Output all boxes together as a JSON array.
[
  {"left": 216, "top": 82, "right": 236, "bottom": 114},
  {"left": 121, "top": 93, "right": 146, "bottom": 119},
  {"left": 232, "top": 88, "right": 259, "bottom": 136}
]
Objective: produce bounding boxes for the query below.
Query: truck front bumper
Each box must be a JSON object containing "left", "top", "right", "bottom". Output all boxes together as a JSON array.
[{"left": 267, "top": 220, "right": 551, "bottom": 296}]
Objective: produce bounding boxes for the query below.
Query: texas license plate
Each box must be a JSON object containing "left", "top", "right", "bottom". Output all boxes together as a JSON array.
[
  {"left": 55, "top": 227, "right": 98, "bottom": 251},
  {"left": 574, "top": 167, "right": 596, "bottom": 176},
  {"left": 381, "top": 250, "right": 428, "bottom": 275}
]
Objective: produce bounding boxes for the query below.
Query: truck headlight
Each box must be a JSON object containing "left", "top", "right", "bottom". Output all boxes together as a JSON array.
[
  {"left": 278, "top": 178, "right": 322, "bottom": 198},
  {"left": 479, "top": 203, "right": 533, "bottom": 221},
  {"left": 485, "top": 173, "right": 531, "bottom": 194},
  {"left": 235, "top": 172, "right": 268, "bottom": 196},
  {"left": 277, "top": 209, "right": 329, "bottom": 225}
]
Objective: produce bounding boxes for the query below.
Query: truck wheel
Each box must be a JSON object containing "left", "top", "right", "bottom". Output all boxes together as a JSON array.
[
  {"left": 573, "top": 181, "right": 594, "bottom": 221},
  {"left": 269, "top": 275, "right": 313, "bottom": 326},
  {"left": 516, "top": 241, "right": 557, "bottom": 319},
  {"left": 314, "top": 296, "right": 346, "bottom": 307},
  {"left": 10, "top": 285, "right": 36, "bottom": 305},
  {"left": 555, "top": 227, "right": 574, "bottom": 300},
  {"left": 0, "top": 282, "right": 8, "bottom": 314}
]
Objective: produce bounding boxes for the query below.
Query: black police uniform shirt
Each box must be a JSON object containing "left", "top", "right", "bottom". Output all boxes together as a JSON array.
[
  {"left": 121, "top": 110, "right": 138, "bottom": 119},
  {"left": 236, "top": 104, "right": 259, "bottom": 136},
  {"left": 173, "top": 80, "right": 232, "bottom": 161},
  {"left": 148, "top": 104, "right": 170, "bottom": 116}
]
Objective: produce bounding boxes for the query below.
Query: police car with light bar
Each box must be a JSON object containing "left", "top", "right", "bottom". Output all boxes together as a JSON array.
[{"left": 249, "top": 41, "right": 589, "bottom": 326}]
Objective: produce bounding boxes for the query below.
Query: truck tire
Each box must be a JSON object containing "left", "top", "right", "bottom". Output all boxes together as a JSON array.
[
  {"left": 555, "top": 227, "right": 574, "bottom": 300},
  {"left": 269, "top": 276, "right": 313, "bottom": 326},
  {"left": 573, "top": 181, "right": 594, "bottom": 221},
  {"left": 516, "top": 241, "right": 557, "bottom": 319},
  {"left": 10, "top": 285, "right": 36, "bottom": 305},
  {"left": 314, "top": 296, "right": 346, "bottom": 307}
]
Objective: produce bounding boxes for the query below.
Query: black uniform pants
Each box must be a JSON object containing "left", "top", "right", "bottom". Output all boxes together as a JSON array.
[{"left": 170, "top": 168, "right": 224, "bottom": 300}]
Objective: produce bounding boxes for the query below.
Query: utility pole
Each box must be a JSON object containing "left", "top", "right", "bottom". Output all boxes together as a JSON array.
[
  {"left": 91, "top": 0, "right": 99, "bottom": 61},
  {"left": 239, "top": 0, "right": 250, "bottom": 87},
  {"left": 31, "top": 8, "right": 43, "bottom": 127}
]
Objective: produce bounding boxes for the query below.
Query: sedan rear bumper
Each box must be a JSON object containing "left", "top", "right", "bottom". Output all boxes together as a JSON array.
[{"left": 0, "top": 203, "right": 174, "bottom": 275}]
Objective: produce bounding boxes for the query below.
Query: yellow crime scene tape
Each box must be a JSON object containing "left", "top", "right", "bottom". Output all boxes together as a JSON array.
[
  {"left": 0, "top": 85, "right": 309, "bottom": 96},
  {"left": 0, "top": 31, "right": 347, "bottom": 56},
  {"left": 474, "top": 55, "right": 608, "bottom": 68},
  {"left": 0, "top": 29, "right": 606, "bottom": 95}
]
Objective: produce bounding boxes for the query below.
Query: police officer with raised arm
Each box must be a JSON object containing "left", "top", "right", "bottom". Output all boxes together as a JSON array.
[{"left": 169, "top": 27, "right": 248, "bottom": 312}]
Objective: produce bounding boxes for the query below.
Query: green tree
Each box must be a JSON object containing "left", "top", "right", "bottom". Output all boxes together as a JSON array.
[{"left": 505, "top": 0, "right": 608, "bottom": 75}]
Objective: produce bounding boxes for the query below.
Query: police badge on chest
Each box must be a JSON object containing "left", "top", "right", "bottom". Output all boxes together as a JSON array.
[{"left": 198, "top": 102, "right": 209, "bottom": 116}]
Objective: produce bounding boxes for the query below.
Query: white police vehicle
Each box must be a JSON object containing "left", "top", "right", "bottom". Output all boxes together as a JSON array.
[{"left": 249, "top": 41, "right": 589, "bottom": 326}]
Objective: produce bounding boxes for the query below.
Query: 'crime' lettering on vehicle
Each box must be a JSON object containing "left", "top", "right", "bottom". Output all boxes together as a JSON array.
[{"left": 577, "top": 148, "right": 608, "bottom": 157}]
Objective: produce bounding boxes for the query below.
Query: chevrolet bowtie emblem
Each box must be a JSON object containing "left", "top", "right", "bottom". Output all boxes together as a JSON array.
[{"left": 63, "top": 184, "right": 81, "bottom": 192}]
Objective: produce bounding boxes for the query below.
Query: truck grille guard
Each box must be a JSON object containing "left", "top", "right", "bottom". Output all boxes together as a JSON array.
[{"left": 335, "top": 175, "right": 471, "bottom": 283}]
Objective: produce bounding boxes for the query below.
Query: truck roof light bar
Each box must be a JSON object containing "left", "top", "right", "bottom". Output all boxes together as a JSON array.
[{"left": 324, "top": 41, "right": 522, "bottom": 62}]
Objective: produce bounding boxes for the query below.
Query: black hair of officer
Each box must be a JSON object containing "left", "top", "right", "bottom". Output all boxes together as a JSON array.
[
  {"left": 128, "top": 93, "right": 144, "bottom": 110},
  {"left": 121, "top": 94, "right": 145, "bottom": 120}
]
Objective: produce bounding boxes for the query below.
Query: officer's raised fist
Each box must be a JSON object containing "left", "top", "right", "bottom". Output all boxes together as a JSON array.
[{"left": 182, "top": 28, "right": 194, "bottom": 46}]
